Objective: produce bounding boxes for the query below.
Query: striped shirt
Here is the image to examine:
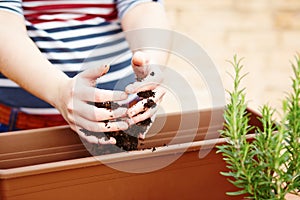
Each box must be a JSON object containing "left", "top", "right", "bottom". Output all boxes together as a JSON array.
[{"left": 0, "top": 0, "right": 161, "bottom": 115}]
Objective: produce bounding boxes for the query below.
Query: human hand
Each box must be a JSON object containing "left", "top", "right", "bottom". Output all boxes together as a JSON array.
[
  {"left": 55, "top": 65, "right": 129, "bottom": 145},
  {"left": 125, "top": 51, "right": 166, "bottom": 139}
]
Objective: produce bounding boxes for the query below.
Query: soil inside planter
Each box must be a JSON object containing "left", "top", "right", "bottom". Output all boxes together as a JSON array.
[{"left": 82, "top": 90, "right": 156, "bottom": 155}]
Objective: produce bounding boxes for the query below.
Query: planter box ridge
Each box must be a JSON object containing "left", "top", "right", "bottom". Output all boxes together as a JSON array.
[{"left": 0, "top": 108, "right": 260, "bottom": 200}]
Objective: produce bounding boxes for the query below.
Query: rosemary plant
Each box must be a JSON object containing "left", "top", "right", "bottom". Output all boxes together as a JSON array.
[
  {"left": 284, "top": 56, "right": 300, "bottom": 195},
  {"left": 217, "top": 55, "right": 300, "bottom": 199}
]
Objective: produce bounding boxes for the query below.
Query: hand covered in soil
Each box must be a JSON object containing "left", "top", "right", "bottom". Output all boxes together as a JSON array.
[
  {"left": 125, "top": 51, "right": 166, "bottom": 139},
  {"left": 55, "top": 64, "right": 129, "bottom": 145}
]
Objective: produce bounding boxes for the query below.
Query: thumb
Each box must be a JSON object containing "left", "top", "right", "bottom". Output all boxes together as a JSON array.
[
  {"left": 80, "top": 64, "right": 110, "bottom": 80},
  {"left": 132, "top": 51, "right": 149, "bottom": 79}
]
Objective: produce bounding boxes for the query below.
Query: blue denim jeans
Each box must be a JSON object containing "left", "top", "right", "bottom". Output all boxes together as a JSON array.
[
  {"left": 0, "top": 123, "right": 9, "bottom": 132},
  {"left": 0, "top": 107, "right": 20, "bottom": 133}
]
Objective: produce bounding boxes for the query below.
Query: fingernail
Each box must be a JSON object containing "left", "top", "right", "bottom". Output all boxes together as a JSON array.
[
  {"left": 86, "top": 136, "right": 99, "bottom": 144},
  {"left": 120, "top": 107, "right": 128, "bottom": 114},
  {"left": 109, "top": 137, "right": 116, "bottom": 144},
  {"left": 132, "top": 52, "right": 144, "bottom": 66},
  {"left": 118, "top": 122, "right": 128, "bottom": 130},
  {"left": 98, "top": 137, "right": 106, "bottom": 144},
  {"left": 120, "top": 92, "right": 128, "bottom": 99},
  {"left": 126, "top": 118, "right": 135, "bottom": 125},
  {"left": 139, "top": 133, "right": 146, "bottom": 139},
  {"left": 127, "top": 108, "right": 135, "bottom": 117},
  {"left": 102, "top": 65, "right": 110, "bottom": 74},
  {"left": 114, "top": 107, "right": 127, "bottom": 117},
  {"left": 125, "top": 85, "right": 134, "bottom": 94}
]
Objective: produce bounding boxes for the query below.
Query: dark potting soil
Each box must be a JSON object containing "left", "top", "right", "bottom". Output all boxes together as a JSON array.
[
  {"left": 137, "top": 90, "right": 155, "bottom": 99},
  {"left": 93, "top": 101, "right": 120, "bottom": 110},
  {"left": 83, "top": 90, "right": 156, "bottom": 155}
]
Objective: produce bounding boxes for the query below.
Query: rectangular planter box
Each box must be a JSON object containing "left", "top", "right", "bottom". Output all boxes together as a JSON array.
[{"left": 0, "top": 108, "right": 261, "bottom": 200}]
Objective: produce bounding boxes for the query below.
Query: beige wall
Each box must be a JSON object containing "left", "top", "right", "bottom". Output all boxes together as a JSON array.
[{"left": 162, "top": 0, "right": 300, "bottom": 118}]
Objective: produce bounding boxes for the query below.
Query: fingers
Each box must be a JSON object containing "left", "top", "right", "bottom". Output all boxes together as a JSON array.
[
  {"left": 127, "top": 97, "right": 162, "bottom": 125},
  {"left": 75, "top": 64, "right": 128, "bottom": 102},
  {"left": 72, "top": 109, "right": 128, "bottom": 131},
  {"left": 138, "top": 114, "right": 157, "bottom": 139},
  {"left": 68, "top": 100, "right": 128, "bottom": 145},
  {"left": 124, "top": 51, "right": 166, "bottom": 141},
  {"left": 67, "top": 53, "right": 165, "bottom": 146},
  {"left": 74, "top": 86, "right": 128, "bottom": 103},
  {"left": 127, "top": 86, "right": 166, "bottom": 118},
  {"left": 68, "top": 64, "right": 129, "bottom": 146},
  {"left": 67, "top": 100, "right": 129, "bottom": 133},
  {"left": 80, "top": 64, "right": 110, "bottom": 80},
  {"left": 125, "top": 86, "right": 164, "bottom": 139},
  {"left": 131, "top": 51, "right": 150, "bottom": 79},
  {"left": 125, "top": 64, "right": 163, "bottom": 94},
  {"left": 73, "top": 99, "right": 127, "bottom": 122},
  {"left": 74, "top": 126, "right": 117, "bottom": 145}
]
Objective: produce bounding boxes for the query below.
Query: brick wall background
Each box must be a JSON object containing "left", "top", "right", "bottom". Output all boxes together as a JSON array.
[{"left": 161, "top": 0, "right": 300, "bottom": 118}]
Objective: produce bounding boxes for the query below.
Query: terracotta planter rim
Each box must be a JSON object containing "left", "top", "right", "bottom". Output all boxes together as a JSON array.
[
  {"left": 0, "top": 132, "right": 257, "bottom": 179},
  {"left": 0, "top": 108, "right": 262, "bottom": 200}
]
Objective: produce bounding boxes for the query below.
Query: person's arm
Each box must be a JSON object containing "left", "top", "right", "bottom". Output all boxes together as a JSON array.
[
  {"left": 0, "top": 11, "right": 68, "bottom": 106},
  {"left": 121, "top": 1, "right": 171, "bottom": 65},
  {"left": 119, "top": 1, "right": 171, "bottom": 132},
  {"left": 0, "top": 11, "right": 128, "bottom": 144}
]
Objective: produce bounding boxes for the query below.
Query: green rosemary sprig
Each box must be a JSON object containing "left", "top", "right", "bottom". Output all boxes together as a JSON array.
[
  {"left": 254, "top": 105, "right": 288, "bottom": 199},
  {"left": 217, "top": 55, "right": 253, "bottom": 196},
  {"left": 284, "top": 55, "right": 300, "bottom": 195},
  {"left": 218, "top": 55, "right": 300, "bottom": 199}
]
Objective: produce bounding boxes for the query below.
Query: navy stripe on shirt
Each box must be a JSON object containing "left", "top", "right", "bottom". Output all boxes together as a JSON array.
[
  {"left": 44, "top": 22, "right": 111, "bottom": 33},
  {"left": 26, "top": 21, "right": 111, "bottom": 32},
  {"left": 0, "top": 54, "right": 132, "bottom": 80},
  {"left": 30, "top": 29, "right": 122, "bottom": 42},
  {"left": 0, "top": 5, "right": 22, "bottom": 15},
  {"left": 0, "top": 73, "right": 135, "bottom": 108},
  {"left": 48, "top": 48, "right": 129, "bottom": 64},
  {"left": 38, "top": 37, "right": 126, "bottom": 53},
  {"left": 62, "top": 57, "right": 132, "bottom": 77}
]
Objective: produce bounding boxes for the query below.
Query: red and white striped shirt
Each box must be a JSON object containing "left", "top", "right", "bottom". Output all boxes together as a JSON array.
[{"left": 0, "top": 0, "right": 161, "bottom": 114}]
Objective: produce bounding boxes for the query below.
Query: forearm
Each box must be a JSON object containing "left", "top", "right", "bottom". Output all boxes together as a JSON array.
[
  {"left": 0, "top": 11, "right": 69, "bottom": 108},
  {"left": 121, "top": 2, "right": 171, "bottom": 65},
  {"left": 121, "top": 2, "right": 170, "bottom": 31}
]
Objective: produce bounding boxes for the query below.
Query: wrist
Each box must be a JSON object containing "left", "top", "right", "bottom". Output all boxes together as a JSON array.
[{"left": 48, "top": 74, "right": 72, "bottom": 110}]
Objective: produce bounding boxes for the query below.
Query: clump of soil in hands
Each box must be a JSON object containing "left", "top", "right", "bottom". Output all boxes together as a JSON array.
[
  {"left": 137, "top": 90, "right": 155, "bottom": 99},
  {"left": 93, "top": 101, "right": 120, "bottom": 110},
  {"left": 127, "top": 90, "right": 156, "bottom": 140},
  {"left": 83, "top": 128, "right": 139, "bottom": 154},
  {"left": 144, "top": 99, "right": 156, "bottom": 109},
  {"left": 83, "top": 90, "right": 156, "bottom": 155}
]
